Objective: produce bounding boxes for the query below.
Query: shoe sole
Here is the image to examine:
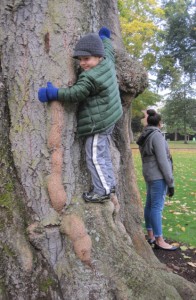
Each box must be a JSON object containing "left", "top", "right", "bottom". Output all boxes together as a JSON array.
[
  {"left": 154, "top": 244, "right": 178, "bottom": 251},
  {"left": 84, "top": 200, "right": 109, "bottom": 203},
  {"left": 84, "top": 197, "right": 110, "bottom": 203},
  {"left": 82, "top": 191, "right": 111, "bottom": 203},
  {"left": 83, "top": 196, "right": 110, "bottom": 203}
]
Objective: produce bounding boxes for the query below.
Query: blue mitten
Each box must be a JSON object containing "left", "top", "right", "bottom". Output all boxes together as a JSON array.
[
  {"left": 99, "top": 27, "right": 111, "bottom": 40},
  {"left": 38, "top": 82, "right": 58, "bottom": 102},
  {"left": 46, "top": 82, "right": 58, "bottom": 101},
  {"left": 38, "top": 86, "right": 49, "bottom": 102}
]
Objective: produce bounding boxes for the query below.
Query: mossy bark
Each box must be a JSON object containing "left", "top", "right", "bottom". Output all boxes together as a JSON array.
[{"left": 0, "top": 1, "right": 195, "bottom": 299}]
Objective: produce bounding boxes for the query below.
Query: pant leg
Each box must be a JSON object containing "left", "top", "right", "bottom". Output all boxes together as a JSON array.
[
  {"left": 149, "top": 179, "right": 167, "bottom": 237},
  {"left": 144, "top": 182, "right": 153, "bottom": 231},
  {"left": 85, "top": 126, "right": 115, "bottom": 195},
  {"left": 104, "top": 127, "right": 116, "bottom": 188}
]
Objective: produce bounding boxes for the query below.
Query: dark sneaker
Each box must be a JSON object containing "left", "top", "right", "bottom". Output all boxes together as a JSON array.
[
  {"left": 83, "top": 192, "right": 110, "bottom": 203},
  {"left": 89, "top": 186, "right": 116, "bottom": 194},
  {"left": 110, "top": 186, "right": 116, "bottom": 194}
]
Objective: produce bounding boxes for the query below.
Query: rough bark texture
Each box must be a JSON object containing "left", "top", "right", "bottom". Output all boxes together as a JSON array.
[{"left": 0, "top": 1, "right": 195, "bottom": 299}]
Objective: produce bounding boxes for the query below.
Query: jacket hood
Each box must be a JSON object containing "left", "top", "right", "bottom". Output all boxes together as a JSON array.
[{"left": 136, "top": 126, "right": 159, "bottom": 147}]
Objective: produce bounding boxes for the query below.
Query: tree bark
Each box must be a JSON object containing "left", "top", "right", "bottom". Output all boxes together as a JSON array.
[{"left": 0, "top": 1, "right": 195, "bottom": 299}]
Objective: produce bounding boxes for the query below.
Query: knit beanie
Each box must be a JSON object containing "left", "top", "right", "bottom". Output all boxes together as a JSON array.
[{"left": 73, "top": 33, "right": 105, "bottom": 58}]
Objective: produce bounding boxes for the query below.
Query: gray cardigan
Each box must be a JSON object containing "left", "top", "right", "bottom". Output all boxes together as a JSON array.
[{"left": 137, "top": 126, "right": 174, "bottom": 187}]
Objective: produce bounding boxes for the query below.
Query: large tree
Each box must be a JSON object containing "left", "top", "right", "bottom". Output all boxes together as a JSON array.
[{"left": 0, "top": 1, "right": 195, "bottom": 299}]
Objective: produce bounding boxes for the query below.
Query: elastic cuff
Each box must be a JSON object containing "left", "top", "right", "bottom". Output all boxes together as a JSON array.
[
  {"left": 99, "top": 36, "right": 108, "bottom": 40},
  {"left": 58, "top": 88, "right": 65, "bottom": 101}
]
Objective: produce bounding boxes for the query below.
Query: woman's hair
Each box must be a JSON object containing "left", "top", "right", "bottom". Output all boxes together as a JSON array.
[{"left": 147, "top": 109, "right": 161, "bottom": 126}]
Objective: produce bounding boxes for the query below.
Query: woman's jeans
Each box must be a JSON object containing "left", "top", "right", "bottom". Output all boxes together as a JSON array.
[{"left": 144, "top": 179, "right": 167, "bottom": 237}]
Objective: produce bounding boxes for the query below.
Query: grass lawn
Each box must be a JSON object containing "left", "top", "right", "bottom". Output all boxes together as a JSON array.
[{"left": 132, "top": 142, "right": 196, "bottom": 247}]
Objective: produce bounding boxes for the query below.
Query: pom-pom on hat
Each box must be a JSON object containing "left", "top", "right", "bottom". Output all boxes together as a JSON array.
[{"left": 73, "top": 33, "right": 105, "bottom": 58}]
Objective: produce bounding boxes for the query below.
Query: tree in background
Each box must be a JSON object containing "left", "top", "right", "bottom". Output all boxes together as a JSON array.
[
  {"left": 119, "top": 0, "right": 196, "bottom": 140},
  {"left": 161, "top": 82, "right": 196, "bottom": 142},
  {"left": 156, "top": 0, "right": 196, "bottom": 141},
  {"left": 131, "top": 89, "right": 161, "bottom": 139},
  {"left": 118, "top": 0, "right": 165, "bottom": 69},
  {"left": 157, "top": 0, "right": 196, "bottom": 88},
  {"left": 118, "top": 0, "right": 164, "bottom": 137}
]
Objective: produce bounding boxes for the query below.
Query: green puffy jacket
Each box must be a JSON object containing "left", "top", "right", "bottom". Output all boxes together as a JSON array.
[{"left": 58, "top": 38, "right": 123, "bottom": 137}]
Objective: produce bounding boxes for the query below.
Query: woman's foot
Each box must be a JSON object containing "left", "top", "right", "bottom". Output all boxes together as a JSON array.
[
  {"left": 155, "top": 237, "right": 179, "bottom": 250},
  {"left": 147, "top": 238, "right": 155, "bottom": 245},
  {"left": 147, "top": 229, "right": 155, "bottom": 244}
]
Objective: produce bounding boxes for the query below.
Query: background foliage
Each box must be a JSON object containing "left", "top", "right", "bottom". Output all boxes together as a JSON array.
[{"left": 118, "top": 0, "right": 196, "bottom": 141}]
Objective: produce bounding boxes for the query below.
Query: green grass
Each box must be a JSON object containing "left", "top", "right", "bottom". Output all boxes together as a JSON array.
[
  {"left": 167, "top": 141, "right": 196, "bottom": 149},
  {"left": 131, "top": 140, "right": 196, "bottom": 149},
  {"left": 132, "top": 147, "right": 196, "bottom": 247}
]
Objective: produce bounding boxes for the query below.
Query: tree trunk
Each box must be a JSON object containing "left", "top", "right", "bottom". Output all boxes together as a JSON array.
[
  {"left": 0, "top": 1, "right": 195, "bottom": 299},
  {"left": 174, "top": 130, "right": 178, "bottom": 141},
  {"left": 184, "top": 134, "right": 188, "bottom": 144}
]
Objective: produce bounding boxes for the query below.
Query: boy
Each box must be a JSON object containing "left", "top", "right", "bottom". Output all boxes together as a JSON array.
[{"left": 38, "top": 27, "right": 123, "bottom": 203}]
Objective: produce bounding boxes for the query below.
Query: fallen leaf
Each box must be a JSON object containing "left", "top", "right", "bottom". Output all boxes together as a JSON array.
[
  {"left": 190, "top": 192, "right": 196, "bottom": 196},
  {"left": 165, "top": 201, "right": 172, "bottom": 206},
  {"left": 173, "top": 212, "right": 183, "bottom": 215},
  {"left": 187, "top": 262, "right": 196, "bottom": 268},
  {"left": 182, "top": 254, "right": 191, "bottom": 259},
  {"left": 180, "top": 227, "right": 186, "bottom": 232},
  {"left": 168, "top": 228, "right": 173, "bottom": 232},
  {"left": 180, "top": 208, "right": 190, "bottom": 212},
  {"left": 181, "top": 246, "right": 188, "bottom": 251},
  {"left": 171, "top": 242, "right": 180, "bottom": 247}
]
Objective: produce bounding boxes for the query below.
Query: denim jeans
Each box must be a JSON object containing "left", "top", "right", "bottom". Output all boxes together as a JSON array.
[{"left": 144, "top": 179, "right": 167, "bottom": 237}]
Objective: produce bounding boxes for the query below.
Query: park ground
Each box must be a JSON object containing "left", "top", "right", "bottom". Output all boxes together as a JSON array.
[{"left": 152, "top": 239, "right": 195, "bottom": 283}]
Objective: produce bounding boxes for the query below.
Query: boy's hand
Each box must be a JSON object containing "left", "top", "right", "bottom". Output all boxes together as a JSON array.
[
  {"left": 99, "top": 27, "right": 111, "bottom": 40},
  {"left": 38, "top": 82, "right": 58, "bottom": 102}
]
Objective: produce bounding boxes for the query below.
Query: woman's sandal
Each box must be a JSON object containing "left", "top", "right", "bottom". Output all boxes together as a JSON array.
[{"left": 154, "top": 243, "right": 179, "bottom": 251}]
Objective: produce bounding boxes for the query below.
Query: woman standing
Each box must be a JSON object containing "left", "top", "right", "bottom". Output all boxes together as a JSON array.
[{"left": 137, "top": 109, "right": 178, "bottom": 250}]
